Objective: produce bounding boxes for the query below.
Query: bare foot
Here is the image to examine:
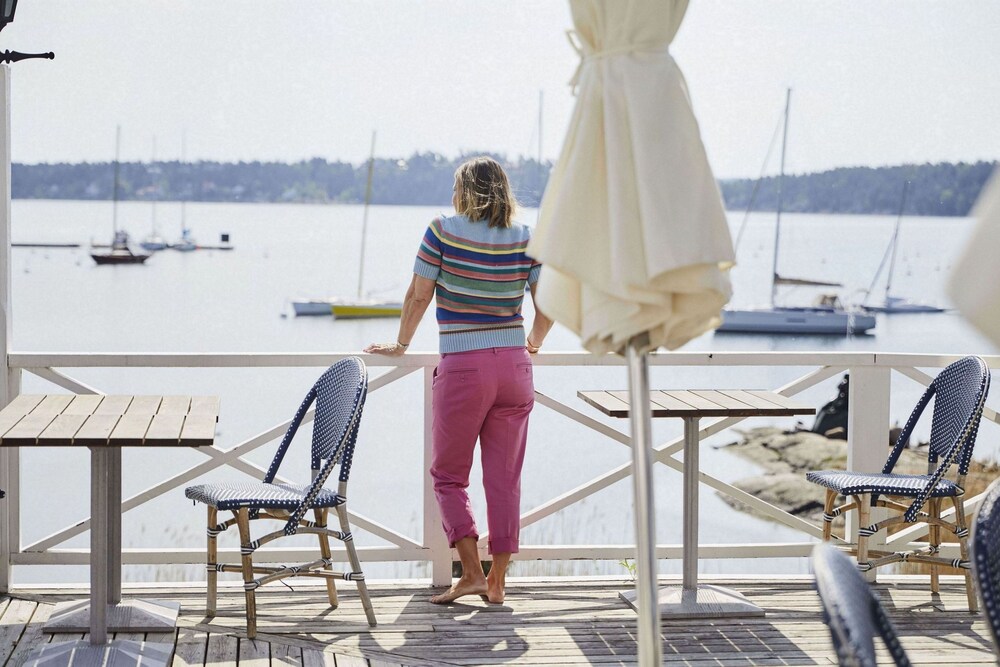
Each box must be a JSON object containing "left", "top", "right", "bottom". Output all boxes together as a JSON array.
[
  {"left": 485, "top": 572, "right": 505, "bottom": 604},
  {"left": 429, "top": 576, "right": 488, "bottom": 604}
]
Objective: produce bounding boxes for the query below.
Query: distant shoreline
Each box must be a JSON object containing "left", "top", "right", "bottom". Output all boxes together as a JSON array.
[{"left": 12, "top": 156, "right": 996, "bottom": 217}]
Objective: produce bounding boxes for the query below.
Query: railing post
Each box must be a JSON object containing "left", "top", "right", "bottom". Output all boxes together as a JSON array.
[
  {"left": 0, "top": 65, "right": 18, "bottom": 593},
  {"left": 846, "top": 364, "right": 890, "bottom": 581},
  {"left": 423, "top": 366, "right": 451, "bottom": 585}
]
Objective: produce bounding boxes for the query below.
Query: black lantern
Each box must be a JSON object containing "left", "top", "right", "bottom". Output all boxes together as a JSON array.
[
  {"left": 0, "top": 0, "right": 53, "bottom": 64},
  {"left": 0, "top": 0, "right": 17, "bottom": 33}
]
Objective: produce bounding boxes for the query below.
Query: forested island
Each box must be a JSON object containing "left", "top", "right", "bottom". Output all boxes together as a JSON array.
[{"left": 11, "top": 155, "right": 996, "bottom": 217}]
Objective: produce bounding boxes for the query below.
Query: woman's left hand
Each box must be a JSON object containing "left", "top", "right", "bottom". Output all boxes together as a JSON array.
[{"left": 364, "top": 342, "right": 407, "bottom": 357}]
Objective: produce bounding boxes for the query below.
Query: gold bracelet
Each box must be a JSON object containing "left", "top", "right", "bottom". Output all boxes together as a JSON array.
[{"left": 397, "top": 341, "right": 410, "bottom": 348}]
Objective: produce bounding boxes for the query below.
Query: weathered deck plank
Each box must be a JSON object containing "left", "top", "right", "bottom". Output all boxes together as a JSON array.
[
  {"left": 6, "top": 600, "right": 49, "bottom": 667},
  {"left": 172, "top": 627, "right": 209, "bottom": 667},
  {"left": 205, "top": 632, "right": 238, "bottom": 667},
  {"left": 0, "top": 598, "right": 39, "bottom": 665},
  {"left": 3, "top": 578, "right": 996, "bottom": 666},
  {"left": 238, "top": 636, "right": 271, "bottom": 667}
]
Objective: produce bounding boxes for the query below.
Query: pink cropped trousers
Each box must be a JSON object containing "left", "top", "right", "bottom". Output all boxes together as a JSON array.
[{"left": 430, "top": 346, "right": 534, "bottom": 555}]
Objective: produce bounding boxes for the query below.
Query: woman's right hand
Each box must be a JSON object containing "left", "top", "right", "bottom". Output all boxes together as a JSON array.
[{"left": 364, "top": 342, "right": 408, "bottom": 357}]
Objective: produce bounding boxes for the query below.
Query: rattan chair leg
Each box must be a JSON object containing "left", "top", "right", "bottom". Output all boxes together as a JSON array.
[
  {"left": 929, "top": 499, "right": 941, "bottom": 594},
  {"left": 954, "top": 498, "right": 979, "bottom": 612},
  {"left": 316, "top": 508, "right": 339, "bottom": 608},
  {"left": 822, "top": 490, "right": 837, "bottom": 541},
  {"left": 235, "top": 508, "right": 258, "bottom": 639},
  {"left": 856, "top": 494, "right": 872, "bottom": 575},
  {"left": 207, "top": 506, "right": 218, "bottom": 616},
  {"left": 337, "top": 504, "right": 376, "bottom": 626}
]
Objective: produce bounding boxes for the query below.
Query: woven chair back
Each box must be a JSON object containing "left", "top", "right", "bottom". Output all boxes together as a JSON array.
[
  {"left": 310, "top": 357, "right": 367, "bottom": 481},
  {"left": 926, "top": 356, "right": 990, "bottom": 474},
  {"left": 813, "top": 544, "right": 911, "bottom": 667}
]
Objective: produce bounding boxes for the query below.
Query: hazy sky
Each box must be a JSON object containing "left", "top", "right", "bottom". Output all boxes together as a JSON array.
[{"left": 5, "top": 1, "right": 999, "bottom": 178}]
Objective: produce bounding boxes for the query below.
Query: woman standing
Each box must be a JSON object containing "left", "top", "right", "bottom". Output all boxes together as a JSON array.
[{"left": 365, "top": 156, "right": 553, "bottom": 604}]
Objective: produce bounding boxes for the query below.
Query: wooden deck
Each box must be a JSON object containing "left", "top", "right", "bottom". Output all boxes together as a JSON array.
[{"left": 1, "top": 577, "right": 995, "bottom": 666}]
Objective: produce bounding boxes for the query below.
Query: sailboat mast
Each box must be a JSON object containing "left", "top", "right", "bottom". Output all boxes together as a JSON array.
[
  {"left": 357, "top": 131, "right": 376, "bottom": 299},
  {"left": 150, "top": 135, "right": 158, "bottom": 233},
  {"left": 112, "top": 125, "right": 121, "bottom": 234},
  {"left": 538, "top": 90, "right": 544, "bottom": 203},
  {"left": 180, "top": 129, "right": 187, "bottom": 230},
  {"left": 884, "top": 180, "right": 909, "bottom": 300},
  {"left": 770, "top": 88, "right": 792, "bottom": 309}
]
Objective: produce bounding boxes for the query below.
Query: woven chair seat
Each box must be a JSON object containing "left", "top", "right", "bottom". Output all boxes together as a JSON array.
[
  {"left": 185, "top": 482, "right": 345, "bottom": 511},
  {"left": 805, "top": 470, "right": 962, "bottom": 498}
]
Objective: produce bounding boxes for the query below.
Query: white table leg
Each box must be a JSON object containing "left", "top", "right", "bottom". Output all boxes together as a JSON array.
[
  {"left": 620, "top": 415, "right": 765, "bottom": 619},
  {"left": 682, "top": 417, "right": 699, "bottom": 590},
  {"left": 44, "top": 448, "right": 179, "bottom": 637},
  {"left": 90, "top": 447, "right": 109, "bottom": 645},
  {"left": 108, "top": 447, "right": 121, "bottom": 604}
]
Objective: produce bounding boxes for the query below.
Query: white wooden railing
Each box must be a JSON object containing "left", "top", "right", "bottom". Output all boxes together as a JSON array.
[{"left": 0, "top": 351, "right": 997, "bottom": 590}]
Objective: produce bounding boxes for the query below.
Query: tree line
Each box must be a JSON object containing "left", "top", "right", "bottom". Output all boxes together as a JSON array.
[
  {"left": 718, "top": 161, "right": 996, "bottom": 217},
  {"left": 11, "top": 155, "right": 996, "bottom": 216}
]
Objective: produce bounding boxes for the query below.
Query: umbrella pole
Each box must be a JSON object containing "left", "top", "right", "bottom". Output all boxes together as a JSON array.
[{"left": 625, "top": 333, "right": 663, "bottom": 666}]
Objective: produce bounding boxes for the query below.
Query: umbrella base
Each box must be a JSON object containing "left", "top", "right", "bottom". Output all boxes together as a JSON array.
[{"left": 619, "top": 584, "right": 765, "bottom": 619}]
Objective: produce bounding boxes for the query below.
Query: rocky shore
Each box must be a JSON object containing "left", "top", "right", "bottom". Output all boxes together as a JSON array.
[{"left": 717, "top": 427, "right": 1000, "bottom": 533}]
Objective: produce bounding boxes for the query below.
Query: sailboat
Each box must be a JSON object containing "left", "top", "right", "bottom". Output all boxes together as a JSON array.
[
  {"left": 140, "top": 136, "right": 168, "bottom": 251},
  {"left": 291, "top": 132, "right": 402, "bottom": 318},
  {"left": 861, "top": 181, "right": 945, "bottom": 314},
  {"left": 91, "top": 126, "right": 150, "bottom": 266},
  {"left": 717, "top": 89, "right": 875, "bottom": 335}
]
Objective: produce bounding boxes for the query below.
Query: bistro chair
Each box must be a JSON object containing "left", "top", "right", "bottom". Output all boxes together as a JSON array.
[
  {"left": 185, "top": 357, "right": 376, "bottom": 638},
  {"left": 971, "top": 477, "right": 1000, "bottom": 650},
  {"left": 806, "top": 355, "right": 990, "bottom": 611},
  {"left": 813, "top": 543, "right": 912, "bottom": 667}
]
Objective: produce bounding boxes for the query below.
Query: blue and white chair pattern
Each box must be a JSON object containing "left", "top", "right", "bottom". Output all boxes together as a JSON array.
[
  {"left": 813, "top": 543, "right": 912, "bottom": 667},
  {"left": 185, "top": 358, "right": 376, "bottom": 638},
  {"left": 806, "top": 355, "right": 990, "bottom": 611},
  {"left": 971, "top": 477, "right": 1000, "bottom": 651}
]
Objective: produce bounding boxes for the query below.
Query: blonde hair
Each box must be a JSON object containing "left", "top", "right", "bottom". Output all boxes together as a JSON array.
[{"left": 454, "top": 156, "right": 518, "bottom": 229}]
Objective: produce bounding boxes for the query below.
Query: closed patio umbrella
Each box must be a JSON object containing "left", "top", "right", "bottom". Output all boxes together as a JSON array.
[{"left": 528, "top": 1, "right": 734, "bottom": 664}]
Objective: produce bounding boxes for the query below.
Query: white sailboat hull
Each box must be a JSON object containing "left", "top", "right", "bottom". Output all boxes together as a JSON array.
[
  {"left": 717, "top": 307, "right": 876, "bottom": 335},
  {"left": 862, "top": 296, "right": 946, "bottom": 314},
  {"left": 292, "top": 300, "right": 335, "bottom": 317}
]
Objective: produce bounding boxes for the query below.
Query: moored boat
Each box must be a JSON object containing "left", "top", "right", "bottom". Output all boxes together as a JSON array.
[
  {"left": 92, "top": 230, "right": 150, "bottom": 265},
  {"left": 717, "top": 90, "right": 873, "bottom": 336},
  {"left": 172, "top": 228, "right": 197, "bottom": 252},
  {"left": 91, "top": 127, "right": 150, "bottom": 266},
  {"left": 290, "top": 131, "right": 401, "bottom": 320},
  {"left": 330, "top": 299, "right": 403, "bottom": 319},
  {"left": 719, "top": 304, "right": 876, "bottom": 335}
]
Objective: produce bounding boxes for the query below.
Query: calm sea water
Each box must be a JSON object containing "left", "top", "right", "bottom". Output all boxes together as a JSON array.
[{"left": 9, "top": 199, "right": 998, "bottom": 584}]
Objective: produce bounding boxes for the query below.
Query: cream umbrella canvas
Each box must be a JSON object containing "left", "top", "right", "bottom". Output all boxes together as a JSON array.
[
  {"left": 950, "top": 169, "right": 1000, "bottom": 344},
  {"left": 527, "top": 1, "right": 735, "bottom": 663}
]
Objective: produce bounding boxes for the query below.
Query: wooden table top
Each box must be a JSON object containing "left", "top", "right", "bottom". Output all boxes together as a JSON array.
[
  {"left": 0, "top": 394, "right": 219, "bottom": 447},
  {"left": 578, "top": 389, "right": 816, "bottom": 419}
]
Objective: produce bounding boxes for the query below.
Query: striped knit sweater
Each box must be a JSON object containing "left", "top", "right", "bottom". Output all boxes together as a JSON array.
[{"left": 413, "top": 214, "right": 542, "bottom": 353}]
